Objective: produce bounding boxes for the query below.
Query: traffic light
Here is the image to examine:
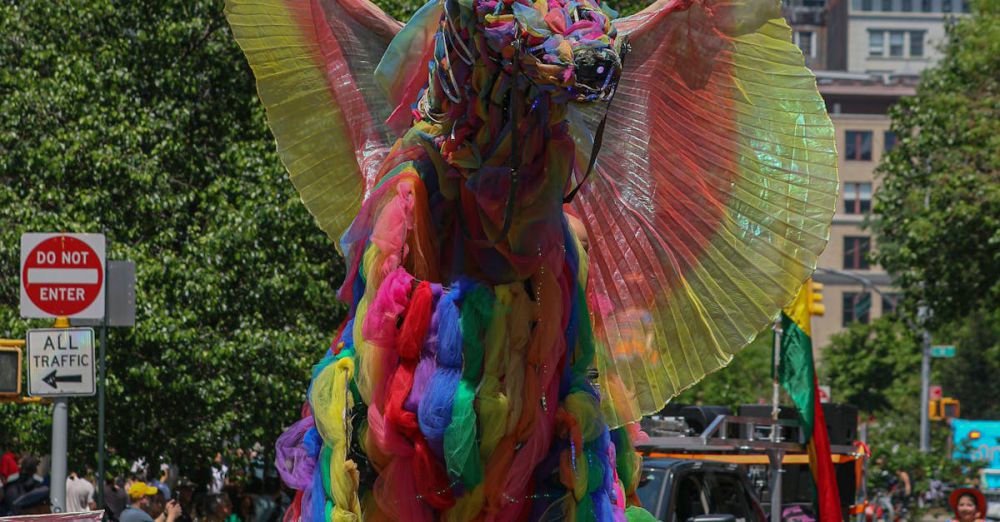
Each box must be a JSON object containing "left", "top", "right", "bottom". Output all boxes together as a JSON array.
[
  {"left": 807, "top": 280, "right": 825, "bottom": 316},
  {"left": 0, "top": 345, "right": 22, "bottom": 397},
  {"left": 941, "top": 398, "right": 960, "bottom": 419},
  {"left": 929, "top": 399, "right": 941, "bottom": 420},
  {"left": 929, "top": 398, "right": 961, "bottom": 420}
]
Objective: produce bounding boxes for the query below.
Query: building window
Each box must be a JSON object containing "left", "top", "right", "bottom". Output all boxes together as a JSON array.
[
  {"left": 862, "top": 0, "right": 873, "bottom": 9},
  {"left": 921, "top": 0, "right": 933, "bottom": 11},
  {"left": 902, "top": 0, "right": 913, "bottom": 10},
  {"left": 889, "top": 31, "right": 905, "bottom": 57},
  {"left": 880, "top": 0, "right": 893, "bottom": 9},
  {"left": 796, "top": 31, "right": 815, "bottom": 58},
  {"left": 844, "top": 236, "right": 871, "bottom": 269},
  {"left": 942, "top": 0, "right": 952, "bottom": 10},
  {"left": 882, "top": 293, "right": 901, "bottom": 315},
  {"left": 845, "top": 130, "right": 873, "bottom": 160},
  {"left": 884, "top": 131, "right": 897, "bottom": 152},
  {"left": 844, "top": 182, "right": 873, "bottom": 214},
  {"left": 843, "top": 292, "right": 872, "bottom": 326},
  {"left": 869, "top": 31, "right": 885, "bottom": 56},
  {"left": 908, "top": 31, "right": 925, "bottom": 57},
  {"left": 962, "top": 0, "right": 970, "bottom": 12}
]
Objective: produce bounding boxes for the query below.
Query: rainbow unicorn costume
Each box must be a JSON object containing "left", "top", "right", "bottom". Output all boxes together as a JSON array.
[{"left": 225, "top": 0, "right": 838, "bottom": 518}]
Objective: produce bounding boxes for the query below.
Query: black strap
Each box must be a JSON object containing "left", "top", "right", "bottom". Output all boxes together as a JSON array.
[{"left": 562, "top": 108, "right": 609, "bottom": 204}]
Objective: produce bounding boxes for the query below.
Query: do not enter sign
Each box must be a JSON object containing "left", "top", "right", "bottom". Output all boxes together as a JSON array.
[{"left": 21, "top": 233, "right": 106, "bottom": 319}]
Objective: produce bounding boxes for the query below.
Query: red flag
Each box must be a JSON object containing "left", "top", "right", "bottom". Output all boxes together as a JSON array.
[{"left": 807, "top": 376, "right": 844, "bottom": 522}]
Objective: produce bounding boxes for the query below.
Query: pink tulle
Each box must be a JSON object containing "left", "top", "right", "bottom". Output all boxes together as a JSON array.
[
  {"left": 362, "top": 267, "right": 414, "bottom": 408},
  {"left": 371, "top": 182, "right": 415, "bottom": 277}
]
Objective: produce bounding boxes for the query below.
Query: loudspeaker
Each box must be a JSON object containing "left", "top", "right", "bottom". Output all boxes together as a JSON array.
[
  {"left": 822, "top": 403, "right": 858, "bottom": 446},
  {"left": 678, "top": 405, "right": 733, "bottom": 435},
  {"left": 738, "top": 404, "right": 858, "bottom": 446}
]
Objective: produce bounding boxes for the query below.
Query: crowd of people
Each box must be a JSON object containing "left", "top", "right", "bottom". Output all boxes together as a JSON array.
[{"left": 0, "top": 449, "right": 292, "bottom": 522}]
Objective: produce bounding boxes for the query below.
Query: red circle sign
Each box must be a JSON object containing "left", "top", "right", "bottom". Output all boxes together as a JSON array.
[{"left": 22, "top": 236, "right": 104, "bottom": 316}]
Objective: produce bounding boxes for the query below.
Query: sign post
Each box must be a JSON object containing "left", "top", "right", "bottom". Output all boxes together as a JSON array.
[{"left": 21, "top": 232, "right": 106, "bottom": 513}]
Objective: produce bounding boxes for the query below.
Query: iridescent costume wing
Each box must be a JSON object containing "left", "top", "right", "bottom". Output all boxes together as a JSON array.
[
  {"left": 567, "top": 0, "right": 838, "bottom": 427},
  {"left": 225, "top": 0, "right": 405, "bottom": 252}
]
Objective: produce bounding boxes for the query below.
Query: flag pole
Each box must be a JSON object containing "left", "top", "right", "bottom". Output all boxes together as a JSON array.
[{"left": 770, "top": 315, "right": 783, "bottom": 522}]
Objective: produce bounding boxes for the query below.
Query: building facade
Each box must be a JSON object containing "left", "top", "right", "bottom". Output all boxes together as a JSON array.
[
  {"left": 780, "top": 0, "right": 962, "bottom": 349},
  {"left": 809, "top": 77, "right": 913, "bottom": 349},
  {"left": 833, "top": 0, "right": 967, "bottom": 75}
]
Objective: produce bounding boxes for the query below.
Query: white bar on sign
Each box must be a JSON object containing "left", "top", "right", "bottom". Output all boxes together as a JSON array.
[{"left": 27, "top": 268, "right": 99, "bottom": 284}]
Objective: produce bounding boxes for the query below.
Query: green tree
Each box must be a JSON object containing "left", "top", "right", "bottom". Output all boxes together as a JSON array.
[
  {"left": 0, "top": 0, "right": 346, "bottom": 480},
  {"left": 675, "top": 329, "right": 773, "bottom": 410},
  {"left": 822, "top": 317, "right": 921, "bottom": 414},
  {"left": 870, "top": 0, "right": 1000, "bottom": 327},
  {"left": 934, "top": 309, "right": 1000, "bottom": 419}
]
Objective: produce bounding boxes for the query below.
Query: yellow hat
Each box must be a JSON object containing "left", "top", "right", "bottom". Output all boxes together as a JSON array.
[{"left": 128, "top": 482, "right": 159, "bottom": 500}]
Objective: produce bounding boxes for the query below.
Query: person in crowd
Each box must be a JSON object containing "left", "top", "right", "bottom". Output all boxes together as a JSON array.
[
  {"left": 0, "top": 450, "right": 19, "bottom": 485},
  {"left": 11, "top": 485, "right": 50, "bottom": 515},
  {"left": 1, "top": 455, "right": 42, "bottom": 516},
  {"left": 173, "top": 477, "right": 196, "bottom": 522},
  {"left": 209, "top": 454, "right": 228, "bottom": 494},
  {"left": 221, "top": 485, "right": 248, "bottom": 522},
  {"left": 66, "top": 468, "right": 97, "bottom": 512},
  {"left": 104, "top": 475, "right": 130, "bottom": 522},
  {"left": 120, "top": 482, "right": 160, "bottom": 522},
  {"left": 149, "top": 464, "right": 172, "bottom": 501},
  {"left": 247, "top": 479, "right": 278, "bottom": 522},
  {"left": 949, "top": 488, "right": 987, "bottom": 522},
  {"left": 201, "top": 493, "right": 233, "bottom": 522}
]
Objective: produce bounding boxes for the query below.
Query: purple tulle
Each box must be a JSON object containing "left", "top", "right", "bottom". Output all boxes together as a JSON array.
[{"left": 274, "top": 415, "right": 318, "bottom": 490}]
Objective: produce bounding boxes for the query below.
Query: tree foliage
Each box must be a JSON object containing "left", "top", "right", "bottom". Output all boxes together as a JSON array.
[
  {"left": 821, "top": 317, "right": 977, "bottom": 502},
  {"left": 822, "top": 317, "right": 921, "bottom": 415},
  {"left": 0, "top": 0, "right": 346, "bottom": 479},
  {"left": 674, "top": 329, "right": 773, "bottom": 410},
  {"left": 870, "top": 0, "right": 1000, "bottom": 327}
]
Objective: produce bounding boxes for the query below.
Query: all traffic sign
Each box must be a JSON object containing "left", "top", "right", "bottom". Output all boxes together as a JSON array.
[
  {"left": 26, "top": 328, "right": 96, "bottom": 397},
  {"left": 20, "top": 234, "right": 106, "bottom": 319}
]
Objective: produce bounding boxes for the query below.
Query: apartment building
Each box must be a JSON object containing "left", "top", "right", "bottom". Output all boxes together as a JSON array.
[
  {"left": 808, "top": 76, "right": 914, "bottom": 349},
  {"left": 780, "top": 0, "right": 963, "bottom": 349}
]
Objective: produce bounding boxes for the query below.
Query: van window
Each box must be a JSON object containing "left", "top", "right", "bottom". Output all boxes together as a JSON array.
[
  {"left": 674, "top": 475, "right": 709, "bottom": 522},
  {"left": 708, "top": 473, "right": 751, "bottom": 521},
  {"left": 636, "top": 468, "right": 667, "bottom": 516}
]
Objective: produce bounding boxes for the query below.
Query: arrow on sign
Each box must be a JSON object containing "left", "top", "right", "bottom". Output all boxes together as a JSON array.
[{"left": 42, "top": 370, "right": 83, "bottom": 389}]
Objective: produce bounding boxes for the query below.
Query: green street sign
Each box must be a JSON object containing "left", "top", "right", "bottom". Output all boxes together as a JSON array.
[{"left": 931, "top": 345, "right": 956, "bottom": 358}]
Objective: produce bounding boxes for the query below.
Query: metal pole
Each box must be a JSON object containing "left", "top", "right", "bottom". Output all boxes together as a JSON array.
[
  {"left": 49, "top": 317, "right": 71, "bottom": 513},
  {"left": 770, "top": 449, "right": 784, "bottom": 522},
  {"left": 97, "top": 245, "right": 109, "bottom": 509},
  {"left": 858, "top": 422, "right": 869, "bottom": 522},
  {"left": 51, "top": 397, "right": 69, "bottom": 512},
  {"left": 771, "top": 317, "right": 783, "bottom": 522},
  {"left": 815, "top": 268, "right": 933, "bottom": 453},
  {"left": 919, "top": 316, "right": 931, "bottom": 453}
]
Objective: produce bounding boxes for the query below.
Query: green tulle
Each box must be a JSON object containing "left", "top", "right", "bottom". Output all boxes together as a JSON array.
[
  {"left": 443, "top": 285, "right": 495, "bottom": 487},
  {"left": 626, "top": 506, "right": 659, "bottom": 522}
]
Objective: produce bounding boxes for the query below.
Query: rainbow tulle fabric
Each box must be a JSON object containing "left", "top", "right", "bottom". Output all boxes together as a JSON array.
[{"left": 226, "top": 0, "right": 838, "bottom": 517}]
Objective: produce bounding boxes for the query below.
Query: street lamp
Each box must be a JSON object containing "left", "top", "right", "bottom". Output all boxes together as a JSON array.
[{"left": 812, "top": 267, "right": 932, "bottom": 453}]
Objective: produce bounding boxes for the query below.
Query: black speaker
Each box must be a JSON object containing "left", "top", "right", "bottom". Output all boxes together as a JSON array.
[
  {"left": 738, "top": 404, "right": 858, "bottom": 446},
  {"left": 679, "top": 405, "right": 733, "bottom": 435},
  {"left": 821, "top": 403, "right": 858, "bottom": 446},
  {"left": 779, "top": 461, "right": 857, "bottom": 520}
]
